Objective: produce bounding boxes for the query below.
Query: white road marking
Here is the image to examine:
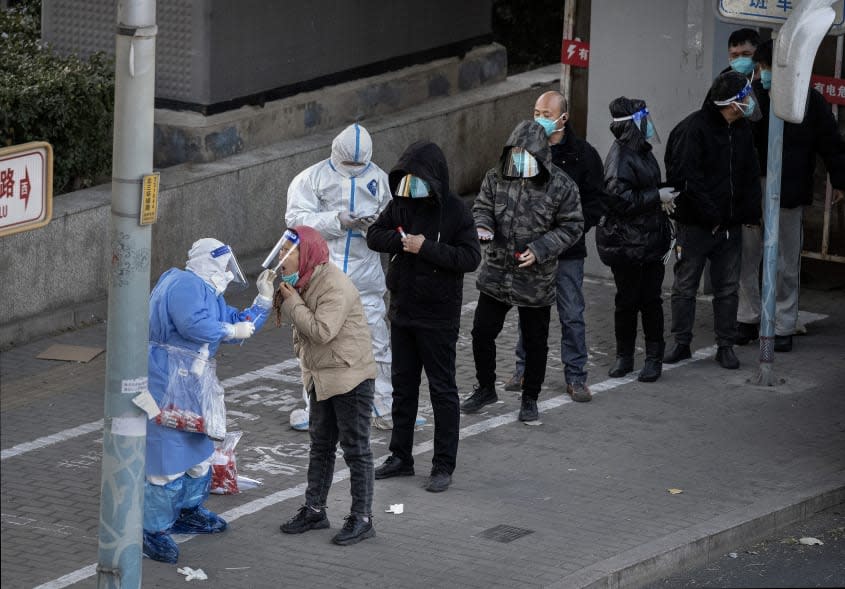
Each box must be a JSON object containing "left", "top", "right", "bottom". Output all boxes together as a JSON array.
[{"left": 32, "top": 342, "right": 724, "bottom": 589}]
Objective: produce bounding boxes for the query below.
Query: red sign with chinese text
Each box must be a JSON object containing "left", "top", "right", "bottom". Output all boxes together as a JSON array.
[
  {"left": 561, "top": 39, "right": 590, "bottom": 68},
  {"left": 810, "top": 75, "right": 845, "bottom": 106}
]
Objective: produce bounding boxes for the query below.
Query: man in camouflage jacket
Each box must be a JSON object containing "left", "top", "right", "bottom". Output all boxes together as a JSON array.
[{"left": 461, "top": 120, "right": 583, "bottom": 422}]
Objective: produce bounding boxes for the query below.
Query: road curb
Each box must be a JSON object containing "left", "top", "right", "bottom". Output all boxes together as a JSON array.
[{"left": 548, "top": 479, "right": 845, "bottom": 589}]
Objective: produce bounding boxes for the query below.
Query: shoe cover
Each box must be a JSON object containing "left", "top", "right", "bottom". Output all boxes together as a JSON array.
[
  {"left": 143, "top": 530, "right": 179, "bottom": 564},
  {"left": 172, "top": 504, "right": 228, "bottom": 534},
  {"left": 290, "top": 408, "right": 309, "bottom": 431},
  {"left": 143, "top": 477, "right": 184, "bottom": 533},
  {"left": 182, "top": 469, "right": 211, "bottom": 510}
]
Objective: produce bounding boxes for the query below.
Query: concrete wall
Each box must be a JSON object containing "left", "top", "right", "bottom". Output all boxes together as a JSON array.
[
  {"left": 153, "top": 44, "right": 508, "bottom": 167},
  {"left": 0, "top": 66, "right": 561, "bottom": 349}
]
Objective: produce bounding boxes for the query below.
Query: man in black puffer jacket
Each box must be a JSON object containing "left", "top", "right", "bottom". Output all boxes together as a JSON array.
[
  {"left": 367, "top": 141, "right": 481, "bottom": 493},
  {"left": 664, "top": 71, "right": 762, "bottom": 370}
]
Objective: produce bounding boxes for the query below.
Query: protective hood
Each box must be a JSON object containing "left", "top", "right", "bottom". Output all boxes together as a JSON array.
[
  {"left": 609, "top": 97, "right": 651, "bottom": 151},
  {"left": 499, "top": 120, "right": 553, "bottom": 179},
  {"left": 330, "top": 123, "right": 372, "bottom": 178},
  {"left": 289, "top": 225, "right": 330, "bottom": 291},
  {"left": 185, "top": 238, "right": 246, "bottom": 295},
  {"left": 388, "top": 141, "right": 450, "bottom": 204}
]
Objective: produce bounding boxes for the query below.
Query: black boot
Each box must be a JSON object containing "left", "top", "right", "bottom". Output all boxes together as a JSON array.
[
  {"left": 608, "top": 350, "right": 634, "bottom": 378},
  {"left": 663, "top": 343, "right": 691, "bottom": 364},
  {"left": 638, "top": 341, "right": 664, "bottom": 382}
]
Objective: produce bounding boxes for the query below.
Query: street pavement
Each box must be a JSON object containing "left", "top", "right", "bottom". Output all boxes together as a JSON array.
[{"left": 2, "top": 262, "right": 844, "bottom": 589}]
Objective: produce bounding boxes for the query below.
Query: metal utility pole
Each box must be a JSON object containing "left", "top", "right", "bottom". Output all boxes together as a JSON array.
[{"left": 97, "top": 1, "right": 157, "bottom": 587}]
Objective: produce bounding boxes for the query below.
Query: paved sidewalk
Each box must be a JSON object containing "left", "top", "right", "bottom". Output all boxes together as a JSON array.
[{"left": 1, "top": 269, "right": 843, "bottom": 589}]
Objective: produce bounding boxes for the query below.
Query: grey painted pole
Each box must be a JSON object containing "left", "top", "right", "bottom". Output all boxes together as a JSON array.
[
  {"left": 754, "top": 106, "right": 783, "bottom": 387},
  {"left": 97, "top": 1, "right": 157, "bottom": 587}
]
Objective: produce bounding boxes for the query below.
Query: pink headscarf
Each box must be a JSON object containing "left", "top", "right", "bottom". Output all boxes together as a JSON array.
[{"left": 291, "top": 225, "right": 329, "bottom": 291}]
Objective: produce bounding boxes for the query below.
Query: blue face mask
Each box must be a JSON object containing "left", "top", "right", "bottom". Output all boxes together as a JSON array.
[
  {"left": 760, "top": 69, "right": 772, "bottom": 90},
  {"left": 534, "top": 115, "right": 561, "bottom": 137},
  {"left": 730, "top": 56, "right": 755, "bottom": 76},
  {"left": 280, "top": 271, "right": 299, "bottom": 286}
]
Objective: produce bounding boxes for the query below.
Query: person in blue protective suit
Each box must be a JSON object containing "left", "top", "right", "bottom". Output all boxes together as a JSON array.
[
  {"left": 143, "top": 237, "right": 275, "bottom": 564},
  {"left": 285, "top": 123, "right": 402, "bottom": 432}
]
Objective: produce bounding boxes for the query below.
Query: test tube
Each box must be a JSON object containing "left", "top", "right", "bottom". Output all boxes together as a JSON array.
[{"left": 397, "top": 226, "right": 407, "bottom": 238}]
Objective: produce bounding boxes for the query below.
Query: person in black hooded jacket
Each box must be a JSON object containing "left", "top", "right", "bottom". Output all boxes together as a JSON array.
[
  {"left": 366, "top": 141, "right": 481, "bottom": 493},
  {"left": 598, "top": 97, "right": 673, "bottom": 383},
  {"left": 664, "top": 71, "right": 762, "bottom": 370}
]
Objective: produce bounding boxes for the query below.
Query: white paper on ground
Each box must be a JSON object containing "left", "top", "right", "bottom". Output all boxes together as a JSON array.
[{"left": 385, "top": 503, "right": 404, "bottom": 514}]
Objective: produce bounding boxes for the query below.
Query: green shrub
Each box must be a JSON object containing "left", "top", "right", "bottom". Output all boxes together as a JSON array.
[{"left": 0, "top": 0, "right": 114, "bottom": 195}]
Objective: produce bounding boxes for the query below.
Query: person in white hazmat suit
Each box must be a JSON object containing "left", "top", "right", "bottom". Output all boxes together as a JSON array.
[{"left": 286, "top": 123, "right": 411, "bottom": 431}]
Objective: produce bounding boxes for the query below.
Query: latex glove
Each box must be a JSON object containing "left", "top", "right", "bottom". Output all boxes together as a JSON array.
[
  {"left": 256, "top": 269, "right": 275, "bottom": 299},
  {"left": 227, "top": 321, "right": 255, "bottom": 340},
  {"left": 659, "top": 187, "right": 678, "bottom": 203},
  {"left": 338, "top": 210, "right": 355, "bottom": 229},
  {"left": 477, "top": 227, "right": 494, "bottom": 241},
  {"left": 350, "top": 213, "right": 377, "bottom": 232},
  {"left": 661, "top": 200, "right": 676, "bottom": 215}
]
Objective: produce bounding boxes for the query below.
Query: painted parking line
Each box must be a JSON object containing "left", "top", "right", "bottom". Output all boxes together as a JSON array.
[{"left": 33, "top": 343, "right": 720, "bottom": 589}]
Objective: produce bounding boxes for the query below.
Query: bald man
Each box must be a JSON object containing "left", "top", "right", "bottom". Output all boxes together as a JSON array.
[{"left": 505, "top": 91, "right": 606, "bottom": 402}]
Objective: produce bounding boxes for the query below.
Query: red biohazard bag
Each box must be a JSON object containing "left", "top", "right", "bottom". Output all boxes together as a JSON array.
[{"left": 210, "top": 431, "right": 242, "bottom": 495}]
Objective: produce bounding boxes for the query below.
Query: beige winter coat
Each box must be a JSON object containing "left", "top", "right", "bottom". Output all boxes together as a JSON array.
[{"left": 281, "top": 263, "right": 376, "bottom": 401}]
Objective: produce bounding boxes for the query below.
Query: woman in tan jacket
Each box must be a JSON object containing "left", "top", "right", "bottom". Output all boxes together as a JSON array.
[{"left": 273, "top": 225, "right": 377, "bottom": 546}]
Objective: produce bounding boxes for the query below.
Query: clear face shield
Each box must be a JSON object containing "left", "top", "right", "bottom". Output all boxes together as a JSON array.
[
  {"left": 210, "top": 244, "right": 248, "bottom": 291},
  {"left": 612, "top": 107, "right": 661, "bottom": 143},
  {"left": 395, "top": 174, "right": 431, "bottom": 198},
  {"left": 712, "top": 81, "right": 761, "bottom": 121},
  {"left": 503, "top": 147, "right": 540, "bottom": 178},
  {"left": 262, "top": 229, "right": 301, "bottom": 275}
]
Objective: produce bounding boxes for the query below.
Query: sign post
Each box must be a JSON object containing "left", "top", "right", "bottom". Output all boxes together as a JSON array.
[{"left": 0, "top": 142, "right": 53, "bottom": 238}]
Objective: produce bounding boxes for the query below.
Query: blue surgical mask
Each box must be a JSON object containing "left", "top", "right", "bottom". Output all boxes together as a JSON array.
[
  {"left": 645, "top": 120, "right": 656, "bottom": 140},
  {"left": 760, "top": 69, "right": 772, "bottom": 90},
  {"left": 534, "top": 115, "right": 562, "bottom": 137},
  {"left": 280, "top": 271, "right": 299, "bottom": 286},
  {"left": 730, "top": 56, "right": 755, "bottom": 76}
]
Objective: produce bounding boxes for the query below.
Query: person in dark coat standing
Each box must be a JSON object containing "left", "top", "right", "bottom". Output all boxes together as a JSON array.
[
  {"left": 736, "top": 39, "right": 845, "bottom": 352},
  {"left": 461, "top": 120, "right": 583, "bottom": 422},
  {"left": 664, "top": 71, "right": 762, "bottom": 370},
  {"left": 366, "top": 141, "right": 481, "bottom": 493},
  {"left": 598, "top": 97, "right": 673, "bottom": 382}
]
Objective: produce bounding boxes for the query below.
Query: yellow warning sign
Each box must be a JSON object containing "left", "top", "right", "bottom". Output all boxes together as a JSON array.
[{"left": 140, "top": 172, "right": 159, "bottom": 225}]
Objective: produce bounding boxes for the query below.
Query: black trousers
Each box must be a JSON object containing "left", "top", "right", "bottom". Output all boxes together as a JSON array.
[
  {"left": 389, "top": 323, "right": 460, "bottom": 475},
  {"left": 610, "top": 261, "right": 666, "bottom": 352},
  {"left": 472, "top": 292, "right": 551, "bottom": 400}
]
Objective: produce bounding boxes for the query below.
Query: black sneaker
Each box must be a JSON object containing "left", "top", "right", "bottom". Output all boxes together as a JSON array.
[
  {"left": 503, "top": 372, "right": 523, "bottom": 392},
  {"left": 774, "top": 335, "right": 793, "bottom": 352},
  {"left": 425, "top": 470, "right": 452, "bottom": 493},
  {"left": 280, "top": 505, "right": 330, "bottom": 534},
  {"left": 663, "top": 343, "right": 692, "bottom": 364},
  {"left": 735, "top": 322, "right": 759, "bottom": 345},
  {"left": 374, "top": 455, "right": 414, "bottom": 480},
  {"left": 331, "top": 515, "right": 375, "bottom": 546},
  {"left": 715, "top": 346, "right": 740, "bottom": 369},
  {"left": 460, "top": 385, "right": 498, "bottom": 413},
  {"left": 518, "top": 397, "right": 539, "bottom": 421}
]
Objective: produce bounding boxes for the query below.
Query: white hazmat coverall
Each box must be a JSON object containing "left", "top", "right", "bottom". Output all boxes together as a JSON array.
[{"left": 285, "top": 123, "right": 392, "bottom": 421}]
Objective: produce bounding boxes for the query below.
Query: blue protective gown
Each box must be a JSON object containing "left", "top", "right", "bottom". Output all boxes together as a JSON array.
[{"left": 146, "top": 268, "right": 268, "bottom": 476}]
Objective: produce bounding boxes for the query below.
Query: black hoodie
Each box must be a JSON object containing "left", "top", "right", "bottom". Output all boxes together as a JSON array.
[{"left": 367, "top": 141, "right": 481, "bottom": 329}]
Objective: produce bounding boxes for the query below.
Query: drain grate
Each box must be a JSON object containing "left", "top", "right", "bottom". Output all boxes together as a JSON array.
[{"left": 476, "top": 524, "right": 535, "bottom": 543}]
